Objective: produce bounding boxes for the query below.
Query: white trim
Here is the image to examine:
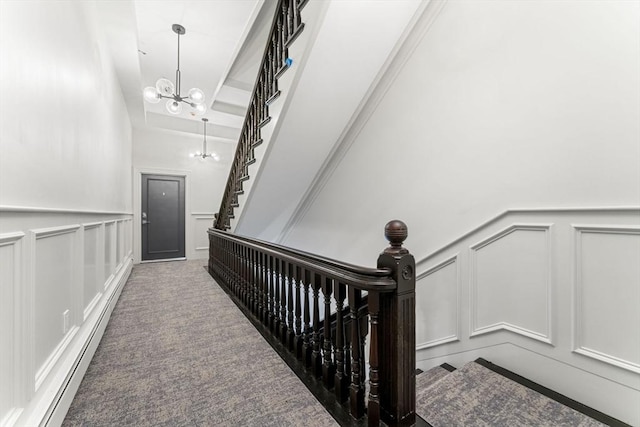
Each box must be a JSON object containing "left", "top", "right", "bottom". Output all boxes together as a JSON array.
[
  {"left": 31, "top": 224, "right": 81, "bottom": 240},
  {"left": 416, "top": 335, "right": 459, "bottom": 351},
  {"left": 34, "top": 326, "right": 79, "bottom": 391},
  {"left": 83, "top": 292, "right": 102, "bottom": 322},
  {"left": 0, "top": 232, "right": 26, "bottom": 244},
  {"left": 82, "top": 222, "right": 102, "bottom": 229},
  {"left": 574, "top": 347, "right": 640, "bottom": 374},
  {"left": 469, "top": 224, "right": 553, "bottom": 345},
  {"left": 133, "top": 168, "right": 191, "bottom": 264},
  {"left": 572, "top": 224, "right": 640, "bottom": 374},
  {"left": 415, "top": 206, "right": 639, "bottom": 277},
  {"left": 470, "top": 322, "right": 553, "bottom": 345},
  {"left": 193, "top": 215, "right": 215, "bottom": 252},
  {"left": 0, "top": 205, "right": 131, "bottom": 215},
  {"left": 416, "top": 254, "right": 461, "bottom": 349},
  {"left": 0, "top": 232, "right": 25, "bottom": 426},
  {"left": 139, "top": 257, "right": 187, "bottom": 264}
]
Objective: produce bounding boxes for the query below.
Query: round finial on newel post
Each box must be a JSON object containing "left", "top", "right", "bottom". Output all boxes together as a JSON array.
[{"left": 384, "top": 220, "right": 409, "bottom": 255}]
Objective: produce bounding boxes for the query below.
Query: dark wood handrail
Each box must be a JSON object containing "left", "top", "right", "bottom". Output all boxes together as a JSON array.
[
  {"left": 208, "top": 220, "right": 416, "bottom": 426},
  {"left": 215, "top": 0, "right": 307, "bottom": 231},
  {"left": 210, "top": 229, "right": 397, "bottom": 291}
]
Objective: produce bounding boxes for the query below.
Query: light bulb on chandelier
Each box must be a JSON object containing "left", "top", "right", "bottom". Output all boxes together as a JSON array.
[{"left": 143, "top": 24, "right": 206, "bottom": 116}]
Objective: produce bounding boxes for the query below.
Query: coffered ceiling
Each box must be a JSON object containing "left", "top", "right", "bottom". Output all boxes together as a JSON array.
[{"left": 98, "top": 0, "right": 275, "bottom": 140}]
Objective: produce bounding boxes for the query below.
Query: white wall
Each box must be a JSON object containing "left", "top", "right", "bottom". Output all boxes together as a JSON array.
[
  {"left": 132, "top": 127, "right": 235, "bottom": 261},
  {"left": 284, "top": 0, "right": 640, "bottom": 265},
  {"left": 0, "top": 1, "right": 133, "bottom": 425},
  {"left": 278, "top": 0, "right": 640, "bottom": 424}
]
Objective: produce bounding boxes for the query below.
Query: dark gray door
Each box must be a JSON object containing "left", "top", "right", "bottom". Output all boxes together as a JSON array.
[{"left": 141, "top": 174, "right": 185, "bottom": 261}]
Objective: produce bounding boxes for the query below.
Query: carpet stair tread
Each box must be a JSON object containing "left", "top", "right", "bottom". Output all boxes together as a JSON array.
[
  {"left": 416, "top": 364, "right": 455, "bottom": 394},
  {"left": 416, "top": 360, "right": 607, "bottom": 427}
]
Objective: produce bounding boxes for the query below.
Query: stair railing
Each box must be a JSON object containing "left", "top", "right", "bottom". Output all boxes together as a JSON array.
[
  {"left": 215, "top": 0, "right": 306, "bottom": 231},
  {"left": 208, "top": 220, "right": 416, "bottom": 426}
]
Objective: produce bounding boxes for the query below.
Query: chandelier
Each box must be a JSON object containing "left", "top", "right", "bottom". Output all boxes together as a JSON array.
[
  {"left": 191, "top": 118, "right": 219, "bottom": 160},
  {"left": 143, "top": 24, "right": 206, "bottom": 116}
]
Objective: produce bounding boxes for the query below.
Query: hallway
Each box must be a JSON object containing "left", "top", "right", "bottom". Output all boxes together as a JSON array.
[{"left": 62, "top": 260, "right": 338, "bottom": 426}]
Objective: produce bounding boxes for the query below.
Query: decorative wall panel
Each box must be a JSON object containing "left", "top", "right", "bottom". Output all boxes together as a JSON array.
[
  {"left": 104, "top": 221, "right": 115, "bottom": 286},
  {"left": 194, "top": 215, "right": 215, "bottom": 251},
  {"left": 574, "top": 226, "right": 640, "bottom": 373},
  {"left": 416, "top": 255, "right": 459, "bottom": 349},
  {"left": 470, "top": 225, "right": 552, "bottom": 343},
  {"left": 116, "top": 221, "right": 123, "bottom": 268},
  {"left": 0, "top": 233, "right": 24, "bottom": 425},
  {"left": 83, "top": 223, "right": 101, "bottom": 320},
  {"left": 32, "top": 225, "right": 79, "bottom": 389}
]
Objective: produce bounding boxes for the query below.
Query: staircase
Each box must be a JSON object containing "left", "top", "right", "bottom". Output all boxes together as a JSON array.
[{"left": 415, "top": 359, "right": 627, "bottom": 427}]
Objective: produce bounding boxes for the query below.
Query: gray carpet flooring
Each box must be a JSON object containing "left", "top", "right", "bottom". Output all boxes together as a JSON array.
[
  {"left": 416, "top": 362, "right": 605, "bottom": 427},
  {"left": 63, "top": 260, "right": 339, "bottom": 427}
]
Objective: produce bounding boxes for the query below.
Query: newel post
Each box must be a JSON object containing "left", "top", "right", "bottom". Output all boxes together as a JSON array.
[{"left": 376, "top": 220, "right": 416, "bottom": 426}]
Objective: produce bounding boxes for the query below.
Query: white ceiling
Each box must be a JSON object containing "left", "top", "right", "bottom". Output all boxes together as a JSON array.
[{"left": 98, "top": 0, "right": 275, "bottom": 140}]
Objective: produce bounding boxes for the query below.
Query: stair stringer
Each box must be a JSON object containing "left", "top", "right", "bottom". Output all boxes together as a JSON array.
[
  {"left": 228, "top": 0, "right": 330, "bottom": 233},
  {"left": 413, "top": 207, "right": 640, "bottom": 426}
]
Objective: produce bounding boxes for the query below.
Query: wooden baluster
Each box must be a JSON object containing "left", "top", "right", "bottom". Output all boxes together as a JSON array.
[
  {"left": 226, "top": 239, "right": 232, "bottom": 291},
  {"left": 287, "top": 263, "right": 295, "bottom": 350},
  {"left": 252, "top": 249, "right": 259, "bottom": 316},
  {"left": 334, "top": 281, "right": 348, "bottom": 402},
  {"left": 274, "top": 257, "right": 281, "bottom": 336},
  {"left": 289, "top": 0, "right": 296, "bottom": 39},
  {"left": 236, "top": 243, "right": 242, "bottom": 302},
  {"left": 311, "top": 273, "right": 322, "bottom": 377},
  {"left": 242, "top": 245, "right": 248, "bottom": 307},
  {"left": 293, "top": 265, "right": 303, "bottom": 358},
  {"left": 275, "top": 14, "right": 282, "bottom": 71},
  {"left": 235, "top": 242, "right": 241, "bottom": 299},
  {"left": 293, "top": 0, "right": 302, "bottom": 29},
  {"left": 349, "top": 288, "right": 365, "bottom": 419},
  {"left": 257, "top": 250, "right": 264, "bottom": 323},
  {"left": 250, "top": 248, "right": 257, "bottom": 316},
  {"left": 239, "top": 243, "right": 245, "bottom": 304},
  {"left": 245, "top": 248, "right": 258, "bottom": 317},
  {"left": 280, "top": 260, "right": 288, "bottom": 343},
  {"left": 268, "top": 255, "right": 275, "bottom": 331},
  {"left": 368, "top": 291, "right": 381, "bottom": 427},
  {"left": 322, "top": 277, "right": 335, "bottom": 388},
  {"left": 282, "top": 0, "right": 291, "bottom": 41},
  {"left": 302, "top": 269, "right": 312, "bottom": 366},
  {"left": 256, "top": 251, "right": 263, "bottom": 323}
]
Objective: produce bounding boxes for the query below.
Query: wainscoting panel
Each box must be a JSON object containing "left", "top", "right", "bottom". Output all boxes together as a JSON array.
[
  {"left": 0, "top": 233, "right": 24, "bottom": 426},
  {"left": 116, "top": 220, "right": 124, "bottom": 270},
  {"left": 83, "top": 223, "right": 102, "bottom": 320},
  {"left": 469, "top": 225, "right": 552, "bottom": 343},
  {"left": 104, "top": 221, "right": 115, "bottom": 288},
  {"left": 124, "top": 219, "right": 133, "bottom": 258},
  {"left": 416, "top": 255, "right": 459, "bottom": 349},
  {"left": 574, "top": 225, "right": 640, "bottom": 373},
  {"left": 414, "top": 207, "right": 640, "bottom": 425},
  {"left": 32, "top": 225, "right": 80, "bottom": 390},
  {"left": 0, "top": 208, "right": 133, "bottom": 427},
  {"left": 191, "top": 214, "right": 215, "bottom": 259}
]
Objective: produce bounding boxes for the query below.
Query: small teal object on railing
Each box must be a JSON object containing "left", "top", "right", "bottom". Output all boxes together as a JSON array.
[{"left": 286, "top": 57, "right": 293, "bottom": 67}]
